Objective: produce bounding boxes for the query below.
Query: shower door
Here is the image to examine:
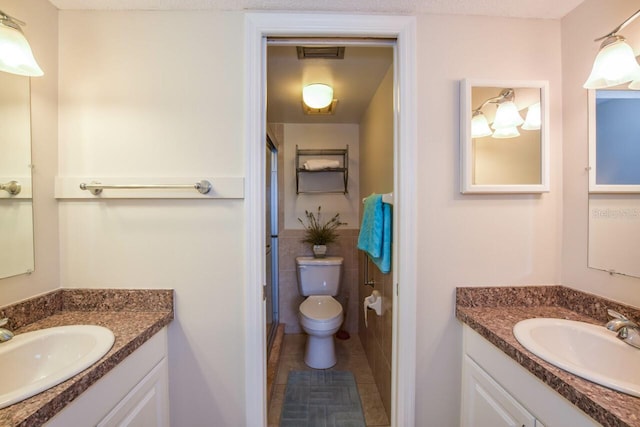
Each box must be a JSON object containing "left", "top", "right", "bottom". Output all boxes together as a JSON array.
[{"left": 266, "top": 137, "right": 279, "bottom": 354}]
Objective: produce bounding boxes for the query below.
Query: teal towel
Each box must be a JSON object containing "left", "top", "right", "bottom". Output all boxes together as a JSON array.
[{"left": 358, "top": 194, "right": 392, "bottom": 274}]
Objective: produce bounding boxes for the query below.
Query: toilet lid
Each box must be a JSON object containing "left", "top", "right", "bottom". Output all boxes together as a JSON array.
[{"left": 300, "top": 296, "right": 342, "bottom": 321}]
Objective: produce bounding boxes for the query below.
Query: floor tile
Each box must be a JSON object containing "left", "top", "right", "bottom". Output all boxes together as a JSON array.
[{"left": 270, "top": 334, "right": 388, "bottom": 427}]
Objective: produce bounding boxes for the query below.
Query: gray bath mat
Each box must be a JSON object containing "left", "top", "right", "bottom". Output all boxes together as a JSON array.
[{"left": 280, "top": 370, "right": 366, "bottom": 427}]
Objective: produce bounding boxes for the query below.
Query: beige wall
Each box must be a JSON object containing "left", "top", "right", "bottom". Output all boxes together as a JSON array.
[
  {"left": 57, "top": 11, "right": 246, "bottom": 426},
  {"left": 561, "top": 0, "right": 640, "bottom": 307},
  {"left": 415, "top": 14, "right": 563, "bottom": 426},
  {"left": 358, "top": 64, "right": 394, "bottom": 417},
  {"left": 0, "top": 0, "right": 59, "bottom": 305}
]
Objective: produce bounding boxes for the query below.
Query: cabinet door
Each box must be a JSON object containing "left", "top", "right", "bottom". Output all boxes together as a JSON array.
[
  {"left": 98, "top": 357, "right": 169, "bottom": 427},
  {"left": 462, "top": 356, "right": 536, "bottom": 427}
]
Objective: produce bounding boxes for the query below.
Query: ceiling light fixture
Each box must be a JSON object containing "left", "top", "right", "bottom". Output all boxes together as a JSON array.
[
  {"left": 302, "top": 83, "right": 334, "bottom": 109},
  {"left": 470, "top": 88, "right": 538, "bottom": 139},
  {"left": 584, "top": 8, "right": 640, "bottom": 89},
  {"left": 0, "top": 10, "right": 43, "bottom": 77}
]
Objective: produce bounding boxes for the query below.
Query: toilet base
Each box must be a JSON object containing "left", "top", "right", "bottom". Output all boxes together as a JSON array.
[{"left": 304, "top": 334, "right": 337, "bottom": 369}]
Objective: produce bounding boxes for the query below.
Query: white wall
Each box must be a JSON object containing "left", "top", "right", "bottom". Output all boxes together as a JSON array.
[
  {"left": 561, "top": 0, "right": 640, "bottom": 307},
  {"left": 414, "top": 14, "right": 563, "bottom": 426},
  {"left": 57, "top": 11, "right": 247, "bottom": 426},
  {"left": 0, "top": 0, "right": 59, "bottom": 305}
]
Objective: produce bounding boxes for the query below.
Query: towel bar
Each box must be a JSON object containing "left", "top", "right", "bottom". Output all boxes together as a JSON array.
[
  {"left": 362, "top": 192, "right": 393, "bottom": 205},
  {"left": 79, "top": 180, "right": 212, "bottom": 196},
  {"left": 0, "top": 180, "right": 21, "bottom": 196}
]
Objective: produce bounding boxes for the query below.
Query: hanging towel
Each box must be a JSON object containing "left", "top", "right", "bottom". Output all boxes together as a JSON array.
[{"left": 358, "top": 194, "right": 392, "bottom": 274}]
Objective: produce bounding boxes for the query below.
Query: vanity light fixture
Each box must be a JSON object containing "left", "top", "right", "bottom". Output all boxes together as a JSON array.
[
  {"left": 471, "top": 88, "right": 533, "bottom": 139},
  {"left": 492, "top": 126, "right": 520, "bottom": 139},
  {"left": 491, "top": 93, "right": 524, "bottom": 130},
  {"left": 522, "top": 102, "right": 541, "bottom": 130},
  {"left": 0, "top": 10, "right": 43, "bottom": 77},
  {"left": 302, "top": 83, "right": 334, "bottom": 109},
  {"left": 470, "top": 111, "right": 492, "bottom": 138},
  {"left": 584, "top": 8, "right": 640, "bottom": 89}
]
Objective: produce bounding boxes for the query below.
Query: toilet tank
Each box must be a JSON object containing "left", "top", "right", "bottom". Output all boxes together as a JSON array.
[{"left": 296, "top": 257, "right": 343, "bottom": 296}]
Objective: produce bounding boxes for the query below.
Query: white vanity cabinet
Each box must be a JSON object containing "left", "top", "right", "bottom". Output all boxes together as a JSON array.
[
  {"left": 46, "top": 328, "right": 169, "bottom": 427},
  {"left": 461, "top": 325, "right": 599, "bottom": 427},
  {"left": 462, "top": 355, "right": 538, "bottom": 427}
]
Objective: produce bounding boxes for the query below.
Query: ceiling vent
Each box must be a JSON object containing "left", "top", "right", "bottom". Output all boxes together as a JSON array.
[{"left": 296, "top": 46, "right": 345, "bottom": 60}]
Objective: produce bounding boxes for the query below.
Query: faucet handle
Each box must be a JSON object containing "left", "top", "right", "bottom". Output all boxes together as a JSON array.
[
  {"left": 607, "top": 309, "right": 628, "bottom": 321},
  {"left": 0, "top": 318, "right": 8, "bottom": 327}
]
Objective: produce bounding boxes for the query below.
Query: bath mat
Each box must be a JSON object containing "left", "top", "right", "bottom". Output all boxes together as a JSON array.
[{"left": 280, "top": 370, "right": 366, "bottom": 427}]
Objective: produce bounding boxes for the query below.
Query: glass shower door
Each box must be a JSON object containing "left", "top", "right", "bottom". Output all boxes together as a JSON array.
[{"left": 266, "top": 138, "right": 279, "bottom": 354}]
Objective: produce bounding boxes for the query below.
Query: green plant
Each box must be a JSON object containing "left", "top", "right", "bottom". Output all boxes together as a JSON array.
[{"left": 298, "top": 206, "right": 342, "bottom": 246}]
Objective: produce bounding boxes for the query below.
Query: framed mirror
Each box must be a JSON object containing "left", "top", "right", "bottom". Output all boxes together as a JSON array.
[
  {"left": 588, "top": 89, "right": 640, "bottom": 193},
  {"left": 0, "top": 73, "right": 34, "bottom": 279},
  {"left": 460, "top": 79, "right": 550, "bottom": 194},
  {"left": 588, "top": 87, "right": 640, "bottom": 278}
]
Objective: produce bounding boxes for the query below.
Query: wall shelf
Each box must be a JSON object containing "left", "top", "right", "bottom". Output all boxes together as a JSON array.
[{"left": 295, "top": 145, "right": 348, "bottom": 194}]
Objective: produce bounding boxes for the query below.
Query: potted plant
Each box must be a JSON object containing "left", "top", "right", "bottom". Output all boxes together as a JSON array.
[{"left": 298, "top": 206, "right": 342, "bottom": 258}]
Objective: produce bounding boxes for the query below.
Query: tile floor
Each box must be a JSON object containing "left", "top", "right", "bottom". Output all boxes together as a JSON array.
[{"left": 268, "top": 333, "right": 390, "bottom": 427}]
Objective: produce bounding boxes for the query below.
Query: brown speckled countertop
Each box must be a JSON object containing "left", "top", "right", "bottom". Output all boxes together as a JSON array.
[
  {"left": 456, "top": 285, "right": 640, "bottom": 427},
  {"left": 0, "top": 289, "right": 174, "bottom": 427}
]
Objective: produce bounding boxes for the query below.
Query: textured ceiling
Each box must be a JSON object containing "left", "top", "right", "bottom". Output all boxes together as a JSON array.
[{"left": 48, "top": 0, "right": 585, "bottom": 19}]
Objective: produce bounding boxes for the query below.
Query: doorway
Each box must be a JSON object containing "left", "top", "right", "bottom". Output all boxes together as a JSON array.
[
  {"left": 266, "top": 38, "right": 394, "bottom": 425},
  {"left": 244, "top": 13, "right": 418, "bottom": 427}
]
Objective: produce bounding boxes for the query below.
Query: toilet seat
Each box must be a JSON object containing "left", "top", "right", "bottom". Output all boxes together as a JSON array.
[{"left": 299, "top": 296, "right": 343, "bottom": 329}]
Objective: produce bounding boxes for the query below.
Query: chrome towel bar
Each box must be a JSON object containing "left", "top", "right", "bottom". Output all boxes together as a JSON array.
[
  {"left": 79, "top": 180, "right": 212, "bottom": 196},
  {"left": 0, "top": 180, "right": 21, "bottom": 196}
]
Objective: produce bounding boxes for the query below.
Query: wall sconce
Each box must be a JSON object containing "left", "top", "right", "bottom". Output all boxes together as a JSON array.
[
  {"left": 0, "top": 10, "right": 43, "bottom": 77},
  {"left": 584, "top": 8, "right": 640, "bottom": 89},
  {"left": 471, "top": 88, "right": 539, "bottom": 139}
]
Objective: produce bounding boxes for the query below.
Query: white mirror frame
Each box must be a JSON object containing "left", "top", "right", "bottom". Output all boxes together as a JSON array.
[
  {"left": 460, "top": 78, "right": 550, "bottom": 194},
  {"left": 588, "top": 89, "right": 640, "bottom": 194}
]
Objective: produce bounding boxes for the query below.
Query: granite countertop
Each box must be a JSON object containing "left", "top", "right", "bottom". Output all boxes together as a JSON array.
[
  {"left": 456, "top": 285, "right": 640, "bottom": 427},
  {"left": 0, "top": 289, "right": 174, "bottom": 427}
]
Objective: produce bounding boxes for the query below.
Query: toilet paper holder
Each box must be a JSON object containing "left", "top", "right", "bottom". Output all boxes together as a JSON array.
[{"left": 363, "top": 290, "right": 382, "bottom": 327}]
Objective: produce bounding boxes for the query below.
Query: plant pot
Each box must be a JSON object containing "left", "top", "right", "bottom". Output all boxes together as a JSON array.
[{"left": 312, "top": 245, "right": 327, "bottom": 258}]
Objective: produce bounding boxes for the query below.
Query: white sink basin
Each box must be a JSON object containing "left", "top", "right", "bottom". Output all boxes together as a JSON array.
[
  {"left": 0, "top": 325, "right": 115, "bottom": 409},
  {"left": 513, "top": 318, "right": 640, "bottom": 397}
]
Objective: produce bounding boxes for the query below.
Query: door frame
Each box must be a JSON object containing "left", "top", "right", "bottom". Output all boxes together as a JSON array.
[{"left": 244, "top": 12, "right": 418, "bottom": 426}]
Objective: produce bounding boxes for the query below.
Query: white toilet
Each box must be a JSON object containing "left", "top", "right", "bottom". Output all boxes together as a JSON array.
[{"left": 296, "top": 256, "right": 344, "bottom": 369}]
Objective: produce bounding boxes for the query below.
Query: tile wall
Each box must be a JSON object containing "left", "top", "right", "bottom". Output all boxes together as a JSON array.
[{"left": 358, "top": 254, "right": 393, "bottom": 417}]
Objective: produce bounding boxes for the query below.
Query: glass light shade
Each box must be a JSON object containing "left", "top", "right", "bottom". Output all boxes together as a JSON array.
[
  {"left": 302, "top": 83, "right": 333, "bottom": 109},
  {"left": 583, "top": 38, "right": 640, "bottom": 89},
  {"left": 0, "top": 22, "right": 43, "bottom": 77},
  {"left": 522, "top": 102, "right": 541, "bottom": 130},
  {"left": 491, "top": 101, "right": 524, "bottom": 129},
  {"left": 471, "top": 113, "right": 492, "bottom": 138},
  {"left": 492, "top": 127, "right": 520, "bottom": 139}
]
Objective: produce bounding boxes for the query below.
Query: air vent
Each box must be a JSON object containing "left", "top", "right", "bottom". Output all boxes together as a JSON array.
[{"left": 296, "top": 46, "right": 345, "bottom": 60}]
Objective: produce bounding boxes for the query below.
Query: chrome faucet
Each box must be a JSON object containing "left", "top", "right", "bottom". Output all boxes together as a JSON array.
[
  {"left": 0, "top": 318, "right": 13, "bottom": 343},
  {"left": 606, "top": 309, "right": 640, "bottom": 350}
]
